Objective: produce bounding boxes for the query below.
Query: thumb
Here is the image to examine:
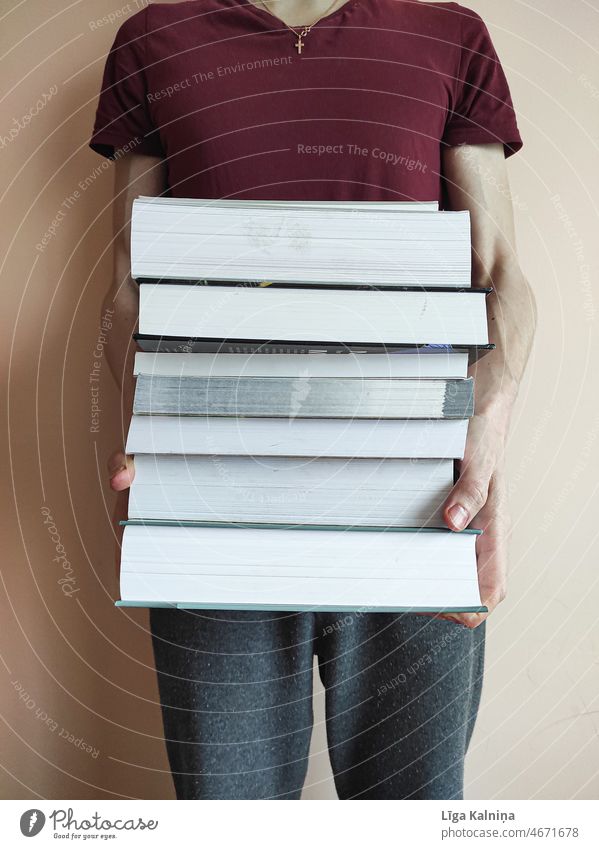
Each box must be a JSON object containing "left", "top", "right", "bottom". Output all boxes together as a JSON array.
[
  {"left": 443, "top": 471, "right": 490, "bottom": 532},
  {"left": 108, "top": 451, "right": 135, "bottom": 492}
]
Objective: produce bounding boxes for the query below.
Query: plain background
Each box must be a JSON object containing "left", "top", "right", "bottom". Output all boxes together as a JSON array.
[{"left": 1, "top": 0, "right": 598, "bottom": 800}]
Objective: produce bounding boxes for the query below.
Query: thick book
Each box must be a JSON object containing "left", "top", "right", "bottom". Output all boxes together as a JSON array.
[
  {"left": 118, "top": 524, "right": 485, "bottom": 613},
  {"left": 131, "top": 198, "right": 470, "bottom": 288},
  {"left": 138, "top": 284, "right": 489, "bottom": 346},
  {"left": 133, "top": 351, "right": 470, "bottom": 380},
  {"left": 128, "top": 455, "right": 454, "bottom": 527},
  {"left": 126, "top": 415, "right": 470, "bottom": 459},
  {"left": 132, "top": 375, "right": 474, "bottom": 419}
]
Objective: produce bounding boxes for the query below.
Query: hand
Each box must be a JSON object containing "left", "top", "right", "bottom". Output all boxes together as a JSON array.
[
  {"left": 108, "top": 449, "right": 135, "bottom": 491},
  {"left": 440, "top": 412, "right": 510, "bottom": 629}
]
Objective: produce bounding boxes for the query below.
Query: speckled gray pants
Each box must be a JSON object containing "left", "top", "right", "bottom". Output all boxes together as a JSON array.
[{"left": 150, "top": 609, "right": 485, "bottom": 800}]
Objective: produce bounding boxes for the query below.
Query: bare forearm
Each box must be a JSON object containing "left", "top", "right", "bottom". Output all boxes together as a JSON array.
[
  {"left": 442, "top": 143, "right": 536, "bottom": 434},
  {"left": 102, "top": 273, "right": 138, "bottom": 419},
  {"left": 471, "top": 259, "right": 537, "bottom": 431}
]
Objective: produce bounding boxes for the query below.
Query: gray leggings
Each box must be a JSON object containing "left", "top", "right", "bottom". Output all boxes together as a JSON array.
[{"left": 150, "top": 609, "right": 485, "bottom": 799}]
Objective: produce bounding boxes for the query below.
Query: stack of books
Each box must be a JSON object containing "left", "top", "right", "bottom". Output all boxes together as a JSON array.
[{"left": 119, "top": 198, "right": 491, "bottom": 614}]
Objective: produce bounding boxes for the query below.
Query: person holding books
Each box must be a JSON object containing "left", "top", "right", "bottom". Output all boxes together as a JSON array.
[{"left": 89, "top": 0, "right": 536, "bottom": 799}]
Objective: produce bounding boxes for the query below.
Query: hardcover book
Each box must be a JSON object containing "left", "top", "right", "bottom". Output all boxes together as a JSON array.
[
  {"left": 130, "top": 197, "right": 469, "bottom": 288},
  {"left": 132, "top": 375, "right": 475, "bottom": 419},
  {"left": 118, "top": 524, "right": 485, "bottom": 613},
  {"left": 137, "top": 283, "right": 490, "bottom": 346},
  {"left": 128, "top": 455, "right": 455, "bottom": 527}
]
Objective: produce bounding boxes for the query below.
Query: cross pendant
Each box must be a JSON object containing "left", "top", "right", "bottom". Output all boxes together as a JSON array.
[{"left": 295, "top": 36, "right": 304, "bottom": 54}]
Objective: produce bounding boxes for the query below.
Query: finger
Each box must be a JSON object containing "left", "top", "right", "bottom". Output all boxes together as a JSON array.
[
  {"left": 109, "top": 455, "right": 135, "bottom": 491},
  {"left": 414, "top": 608, "right": 491, "bottom": 629},
  {"left": 443, "top": 473, "right": 491, "bottom": 531},
  {"left": 107, "top": 450, "right": 127, "bottom": 477},
  {"left": 436, "top": 611, "right": 488, "bottom": 629}
]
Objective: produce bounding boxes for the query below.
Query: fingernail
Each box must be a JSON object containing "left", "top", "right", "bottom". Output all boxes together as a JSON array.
[{"left": 448, "top": 504, "right": 469, "bottom": 531}]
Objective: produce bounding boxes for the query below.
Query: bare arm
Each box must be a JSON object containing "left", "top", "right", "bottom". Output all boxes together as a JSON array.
[
  {"left": 446, "top": 144, "right": 536, "bottom": 435},
  {"left": 441, "top": 143, "right": 537, "bottom": 626},
  {"left": 103, "top": 152, "right": 168, "bottom": 490}
]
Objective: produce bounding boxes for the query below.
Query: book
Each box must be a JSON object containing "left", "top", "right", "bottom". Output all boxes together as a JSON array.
[
  {"left": 118, "top": 524, "right": 485, "bottom": 612},
  {"left": 128, "top": 455, "right": 454, "bottom": 527},
  {"left": 133, "top": 351, "right": 470, "bottom": 379},
  {"left": 126, "top": 415, "right": 470, "bottom": 459},
  {"left": 143, "top": 199, "right": 439, "bottom": 212},
  {"left": 138, "top": 284, "right": 489, "bottom": 346},
  {"left": 132, "top": 375, "right": 474, "bottom": 419},
  {"left": 134, "top": 336, "right": 493, "bottom": 359},
  {"left": 131, "top": 198, "right": 469, "bottom": 287}
]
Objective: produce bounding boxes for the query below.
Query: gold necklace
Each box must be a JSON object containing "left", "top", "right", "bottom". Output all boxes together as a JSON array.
[{"left": 259, "top": 0, "right": 342, "bottom": 54}]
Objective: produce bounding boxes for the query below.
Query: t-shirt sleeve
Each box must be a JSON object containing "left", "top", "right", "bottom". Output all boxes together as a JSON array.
[
  {"left": 89, "top": 8, "right": 164, "bottom": 159},
  {"left": 443, "top": 8, "right": 522, "bottom": 157}
]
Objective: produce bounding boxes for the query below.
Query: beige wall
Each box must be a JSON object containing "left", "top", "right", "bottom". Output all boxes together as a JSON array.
[{"left": 1, "top": 0, "right": 598, "bottom": 800}]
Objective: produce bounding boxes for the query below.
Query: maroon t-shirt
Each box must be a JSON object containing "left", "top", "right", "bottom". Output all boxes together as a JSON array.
[{"left": 89, "top": 0, "right": 522, "bottom": 201}]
